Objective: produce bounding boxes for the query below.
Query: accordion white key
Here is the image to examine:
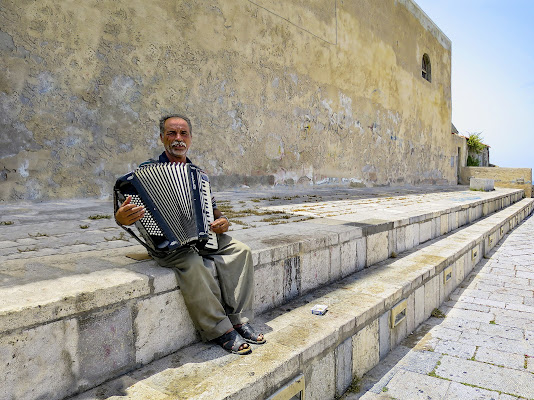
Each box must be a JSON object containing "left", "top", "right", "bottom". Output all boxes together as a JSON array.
[{"left": 114, "top": 163, "right": 218, "bottom": 254}]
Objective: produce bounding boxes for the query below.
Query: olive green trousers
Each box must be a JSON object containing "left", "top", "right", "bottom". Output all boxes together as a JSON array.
[{"left": 154, "top": 234, "right": 254, "bottom": 341}]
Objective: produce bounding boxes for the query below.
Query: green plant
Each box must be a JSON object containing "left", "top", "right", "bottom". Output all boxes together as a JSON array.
[
  {"left": 431, "top": 309, "right": 446, "bottom": 318},
  {"left": 466, "top": 132, "right": 486, "bottom": 154},
  {"left": 467, "top": 155, "right": 480, "bottom": 167},
  {"left": 88, "top": 214, "right": 111, "bottom": 220}
]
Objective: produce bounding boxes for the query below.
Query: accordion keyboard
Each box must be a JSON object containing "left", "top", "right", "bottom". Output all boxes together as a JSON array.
[{"left": 200, "top": 175, "right": 218, "bottom": 250}]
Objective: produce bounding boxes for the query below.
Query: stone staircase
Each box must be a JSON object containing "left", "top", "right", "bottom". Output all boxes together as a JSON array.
[{"left": 0, "top": 187, "right": 532, "bottom": 400}]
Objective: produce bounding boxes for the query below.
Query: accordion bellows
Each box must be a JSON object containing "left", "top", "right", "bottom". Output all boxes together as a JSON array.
[{"left": 114, "top": 163, "right": 218, "bottom": 254}]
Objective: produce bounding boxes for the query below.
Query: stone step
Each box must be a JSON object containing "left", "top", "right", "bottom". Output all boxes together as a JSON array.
[
  {"left": 69, "top": 198, "right": 534, "bottom": 400},
  {"left": 0, "top": 189, "right": 527, "bottom": 400}
]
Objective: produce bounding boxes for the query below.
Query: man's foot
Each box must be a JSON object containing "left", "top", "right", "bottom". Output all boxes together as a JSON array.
[
  {"left": 234, "top": 323, "right": 266, "bottom": 344},
  {"left": 213, "top": 329, "right": 252, "bottom": 355}
]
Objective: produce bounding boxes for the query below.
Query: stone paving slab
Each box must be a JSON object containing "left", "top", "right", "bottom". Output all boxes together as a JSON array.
[{"left": 344, "top": 214, "right": 534, "bottom": 400}]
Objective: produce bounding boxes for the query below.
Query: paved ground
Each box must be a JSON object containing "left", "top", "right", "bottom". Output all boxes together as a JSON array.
[
  {"left": 0, "top": 184, "right": 481, "bottom": 287},
  {"left": 343, "top": 214, "right": 534, "bottom": 400}
]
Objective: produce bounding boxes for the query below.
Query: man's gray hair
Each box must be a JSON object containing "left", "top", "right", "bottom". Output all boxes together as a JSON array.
[{"left": 159, "top": 114, "right": 193, "bottom": 135}]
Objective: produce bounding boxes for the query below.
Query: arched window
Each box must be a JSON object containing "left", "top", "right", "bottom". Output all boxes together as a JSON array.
[{"left": 422, "top": 54, "right": 431, "bottom": 82}]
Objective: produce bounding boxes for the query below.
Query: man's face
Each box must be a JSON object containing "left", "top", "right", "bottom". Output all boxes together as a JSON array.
[{"left": 160, "top": 117, "right": 192, "bottom": 162}]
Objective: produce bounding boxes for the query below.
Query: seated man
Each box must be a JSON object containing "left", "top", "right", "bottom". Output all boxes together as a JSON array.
[{"left": 115, "top": 114, "right": 264, "bottom": 355}]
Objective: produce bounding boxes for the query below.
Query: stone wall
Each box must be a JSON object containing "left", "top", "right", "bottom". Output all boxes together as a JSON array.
[
  {"left": 460, "top": 167, "right": 533, "bottom": 197},
  {"left": 451, "top": 133, "right": 467, "bottom": 183},
  {"left": 0, "top": 0, "right": 454, "bottom": 201}
]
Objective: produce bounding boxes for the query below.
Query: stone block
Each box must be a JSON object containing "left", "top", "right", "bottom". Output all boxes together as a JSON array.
[
  {"left": 405, "top": 291, "right": 416, "bottom": 334},
  {"left": 470, "top": 178, "right": 494, "bottom": 192},
  {"left": 127, "top": 261, "right": 177, "bottom": 293},
  {"left": 335, "top": 338, "right": 353, "bottom": 397},
  {"left": 453, "top": 257, "right": 465, "bottom": 288},
  {"left": 414, "top": 286, "right": 425, "bottom": 327},
  {"left": 404, "top": 223, "right": 419, "bottom": 251},
  {"left": 385, "top": 369, "right": 451, "bottom": 399},
  {"left": 419, "top": 221, "right": 432, "bottom": 244},
  {"left": 356, "top": 237, "right": 367, "bottom": 271},
  {"left": 338, "top": 227, "right": 363, "bottom": 243},
  {"left": 436, "top": 355, "right": 534, "bottom": 398},
  {"left": 441, "top": 265, "right": 455, "bottom": 304},
  {"left": 449, "top": 211, "right": 459, "bottom": 231},
  {"left": 440, "top": 213, "right": 449, "bottom": 235},
  {"left": 135, "top": 291, "right": 198, "bottom": 365},
  {"left": 366, "top": 231, "right": 389, "bottom": 267},
  {"left": 77, "top": 304, "right": 136, "bottom": 389},
  {"left": 305, "top": 351, "right": 335, "bottom": 400},
  {"left": 431, "top": 216, "right": 440, "bottom": 239},
  {"left": 282, "top": 256, "right": 301, "bottom": 303},
  {"left": 0, "top": 319, "right": 78, "bottom": 400},
  {"left": 434, "top": 339, "right": 476, "bottom": 358},
  {"left": 300, "top": 248, "right": 330, "bottom": 293},
  {"left": 340, "top": 240, "right": 357, "bottom": 278},
  {"left": 0, "top": 268, "right": 150, "bottom": 333},
  {"left": 475, "top": 347, "right": 525, "bottom": 369},
  {"left": 458, "top": 209, "right": 467, "bottom": 227},
  {"left": 475, "top": 204, "right": 483, "bottom": 220},
  {"left": 352, "top": 319, "right": 380, "bottom": 378},
  {"left": 424, "top": 275, "right": 440, "bottom": 320},
  {"left": 254, "top": 261, "right": 285, "bottom": 313},
  {"left": 395, "top": 226, "right": 406, "bottom": 253},
  {"left": 378, "top": 311, "right": 390, "bottom": 359},
  {"left": 300, "top": 236, "right": 327, "bottom": 254},
  {"left": 329, "top": 244, "right": 342, "bottom": 281},
  {"left": 387, "top": 227, "right": 397, "bottom": 255},
  {"left": 390, "top": 312, "right": 407, "bottom": 349}
]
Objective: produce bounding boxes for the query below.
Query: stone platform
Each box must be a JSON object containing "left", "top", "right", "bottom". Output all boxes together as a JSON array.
[{"left": 0, "top": 185, "right": 532, "bottom": 400}]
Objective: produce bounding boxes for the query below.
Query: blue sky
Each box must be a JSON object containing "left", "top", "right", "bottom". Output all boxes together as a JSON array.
[{"left": 414, "top": 0, "right": 534, "bottom": 172}]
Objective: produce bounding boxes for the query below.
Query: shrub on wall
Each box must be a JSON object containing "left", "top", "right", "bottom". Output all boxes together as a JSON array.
[
  {"left": 467, "top": 132, "right": 485, "bottom": 154},
  {"left": 467, "top": 155, "right": 480, "bottom": 166}
]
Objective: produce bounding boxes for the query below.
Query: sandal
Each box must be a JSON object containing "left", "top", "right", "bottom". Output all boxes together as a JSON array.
[
  {"left": 234, "top": 323, "right": 266, "bottom": 345},
  {"left": 213, "top": 329, "right": 252, "bottom": 355}
]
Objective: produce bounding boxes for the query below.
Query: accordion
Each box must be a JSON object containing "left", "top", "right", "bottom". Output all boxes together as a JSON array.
[{"left": 114, "top": 162, "right": 218, "bottom": 254}]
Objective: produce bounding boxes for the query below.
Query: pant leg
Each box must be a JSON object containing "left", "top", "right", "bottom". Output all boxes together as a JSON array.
[
  {"left": 154, "top": 248, "right": 233, "bottom": 341},
  {"left": 201, "top": 234, "right": 254, "bottom": 326}
]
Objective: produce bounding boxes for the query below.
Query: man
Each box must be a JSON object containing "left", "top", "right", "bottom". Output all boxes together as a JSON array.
[{"left": 115, "top": 114, "right": 264, "bottom": 355}]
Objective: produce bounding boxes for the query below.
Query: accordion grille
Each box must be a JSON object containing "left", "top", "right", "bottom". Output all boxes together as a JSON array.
[{"left": 135, "top": 163, "right": 198, "bottom": 243}]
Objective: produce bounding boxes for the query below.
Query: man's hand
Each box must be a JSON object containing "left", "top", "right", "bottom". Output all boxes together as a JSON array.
[
  {"left": 115, "top": 196, "right": 145, "bottom": 226},
  {"left": 210, "top": 217, "right": 229, "bottom": 234}
]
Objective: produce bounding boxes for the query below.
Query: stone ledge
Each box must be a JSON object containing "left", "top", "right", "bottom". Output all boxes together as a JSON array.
[
  {"left": 2, "top": 190, "right": 522, "bottom": 335},
  {"left": 0, "top": 193, "right": 531, "bottom": 400},
  {"left": 70, "top": 198, "right": 534, "bottom": 400}
]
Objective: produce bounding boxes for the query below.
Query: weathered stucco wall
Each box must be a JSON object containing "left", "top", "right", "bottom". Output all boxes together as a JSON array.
[
  {"left": 451, "top": 133, "right": 467, "bottom": 183},
  {"left": 0, "top": 0, "right": 454, "bottom": 201},
  {"left": 461, "top": 167, "right": 533, "bottom": 198}
]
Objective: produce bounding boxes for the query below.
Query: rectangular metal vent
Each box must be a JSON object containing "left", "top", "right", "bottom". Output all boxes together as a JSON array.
[
  {"left": 390, "top": 299, "right": 407, "bottom": 328},
  {"left": 267, "top": 374, "right": 305, "bottom": 400}
]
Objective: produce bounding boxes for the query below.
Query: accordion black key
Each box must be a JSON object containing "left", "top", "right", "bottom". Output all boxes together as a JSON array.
[{"left": 114, "top": 162, "right": 218, "bottom": 254}]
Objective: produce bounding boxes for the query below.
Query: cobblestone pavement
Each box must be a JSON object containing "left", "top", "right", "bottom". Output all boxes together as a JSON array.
[{"left": 344, "top": 215, "right": 534, "bottom": 400}]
